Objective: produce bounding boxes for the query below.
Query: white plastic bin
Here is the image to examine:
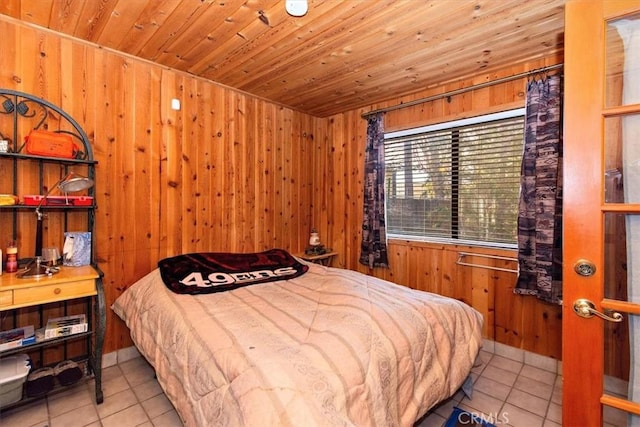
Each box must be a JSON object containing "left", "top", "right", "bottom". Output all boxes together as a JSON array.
[{"left": 0, "top": 354, "right": 31, "bottom": 407}]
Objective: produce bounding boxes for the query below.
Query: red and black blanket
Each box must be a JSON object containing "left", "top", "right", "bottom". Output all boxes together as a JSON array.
[{"left": 158, "top": 249, "right": 309, "bottom": 294}]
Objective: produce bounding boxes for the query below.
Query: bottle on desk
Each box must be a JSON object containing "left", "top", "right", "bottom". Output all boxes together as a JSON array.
[{"left": 6, "top": 241, "right": 17, "bottom": 273}]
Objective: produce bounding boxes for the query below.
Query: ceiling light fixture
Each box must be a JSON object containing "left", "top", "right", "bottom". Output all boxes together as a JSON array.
[{"left": 285, "top": 0, "right": 308, "bottom": 17}]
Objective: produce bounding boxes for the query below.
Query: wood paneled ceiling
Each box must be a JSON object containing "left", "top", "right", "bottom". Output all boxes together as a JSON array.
[{"left": 0, "top": 0, "right": 566, "bottom": 117}]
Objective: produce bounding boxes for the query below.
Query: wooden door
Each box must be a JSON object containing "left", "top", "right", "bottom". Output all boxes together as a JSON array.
[{"left": 564, "top": 0, "right": 640, "bottom": 425}]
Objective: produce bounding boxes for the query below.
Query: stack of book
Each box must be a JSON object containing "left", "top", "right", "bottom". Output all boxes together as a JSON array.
[
  {"left": 44, "top": 314, "right": 88, "bottom": 339},
  {"left": 0, "top": 325, "right": 35, "bottom": 351}
]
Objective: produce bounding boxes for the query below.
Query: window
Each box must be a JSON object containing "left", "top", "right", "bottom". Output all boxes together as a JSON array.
[{"left": 384, "top": 108, "right": 525, "bottom": 248}]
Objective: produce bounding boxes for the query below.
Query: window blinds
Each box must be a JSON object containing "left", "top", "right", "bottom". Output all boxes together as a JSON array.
[{"left": 384, "top": 109, "right": 525, "bottom": 247}]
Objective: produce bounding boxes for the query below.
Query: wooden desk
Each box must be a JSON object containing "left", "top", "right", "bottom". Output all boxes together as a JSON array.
[
  {"left": 297, "top": 251, "right": 338, "bottom": 266},
  {"left": 0, "top": 265, "right": 105, "bottom": 406}
]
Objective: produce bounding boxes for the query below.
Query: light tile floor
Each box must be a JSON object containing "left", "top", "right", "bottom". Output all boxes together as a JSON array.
[
  {"left": 0, "top": 356, "right": 182, "bottom": 427},
  {"left": 0, "top": 344, "right": 625, "bottom": 427},
  {"left": 416, "top": 348, "right": 563, "bottom": 427}
]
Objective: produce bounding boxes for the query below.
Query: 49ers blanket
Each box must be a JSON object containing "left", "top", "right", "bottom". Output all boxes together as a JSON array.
[{"left": 158, "top": 249, "right": 309, "bottom": 294}]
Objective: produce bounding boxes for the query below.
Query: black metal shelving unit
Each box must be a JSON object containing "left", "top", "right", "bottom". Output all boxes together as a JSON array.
[{"left": 0, "top": 89, "right": 104, "bottom": 410}]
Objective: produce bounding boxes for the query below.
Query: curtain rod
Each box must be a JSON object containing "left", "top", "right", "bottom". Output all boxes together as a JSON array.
[{"left": 361, "top": 63, "right": 563, "bottom": 118}]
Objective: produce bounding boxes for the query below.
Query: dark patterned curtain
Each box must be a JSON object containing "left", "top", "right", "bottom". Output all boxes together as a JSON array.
[
  {"left": 514, "top": 74, "right": 563, "bottom": 304},
  {"left": 359, "top": 113, "right": 389, "bottom": 268}
]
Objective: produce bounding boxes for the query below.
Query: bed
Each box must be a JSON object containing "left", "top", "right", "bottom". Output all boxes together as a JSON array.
[{"left": 111, "top": 249, "right": 483, "bottom": 427}]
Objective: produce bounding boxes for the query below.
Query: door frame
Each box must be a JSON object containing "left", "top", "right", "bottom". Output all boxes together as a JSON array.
[{"left": 563, "top": 1, "right": 640, "bottom": 425}]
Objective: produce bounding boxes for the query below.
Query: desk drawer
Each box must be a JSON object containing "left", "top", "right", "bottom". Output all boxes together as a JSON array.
[
  {"left": 13, "top": 279, "right": 97, "bottom": 306},
  {"left": 0, "top": 290, "right": 12, "bottom": 307}
]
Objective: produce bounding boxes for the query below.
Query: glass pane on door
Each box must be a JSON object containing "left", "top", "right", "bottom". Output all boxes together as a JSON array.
[
  {"left": 602, "top": 314, "right": 640, "bottom": 426},
  {"left": 606, "top": 13, "right": 640, "bottom": 109},
  {"left": 604, "top": 212, "right": 640, "bottom": 426},
  {"left": 604, "top": 114, "right": 640, "bottom": 204}
]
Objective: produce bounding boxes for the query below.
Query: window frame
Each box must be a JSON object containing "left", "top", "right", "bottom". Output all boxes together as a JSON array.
[{"left": 383, "top": 107, "right": 525, "bottom": 249}]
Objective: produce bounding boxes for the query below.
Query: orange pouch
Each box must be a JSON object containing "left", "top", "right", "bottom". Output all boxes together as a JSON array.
[{"left": 25, "top": 130, "right": 78, "bottom": 159}]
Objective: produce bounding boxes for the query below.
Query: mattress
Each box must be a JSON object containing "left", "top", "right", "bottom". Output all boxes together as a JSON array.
[{"left": 112, "top": 260, "right": 483, "bottom": 426}]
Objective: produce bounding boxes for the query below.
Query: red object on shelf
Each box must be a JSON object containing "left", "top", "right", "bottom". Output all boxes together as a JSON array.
[{"left": 22, "top": 195, "right": 93, "bottom": 206}]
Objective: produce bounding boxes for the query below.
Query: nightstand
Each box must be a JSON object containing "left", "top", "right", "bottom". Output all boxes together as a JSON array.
[
  {"left": 0, "top": 265, "right": 105, "bottom": 407},
  {"left": 297, "top": 251, "right": 338, "bottom": 266}
]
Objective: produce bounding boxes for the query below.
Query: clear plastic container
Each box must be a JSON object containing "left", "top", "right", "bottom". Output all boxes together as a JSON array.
[{"left": 0, "top": 354, "right": 31, "bottom": 406}]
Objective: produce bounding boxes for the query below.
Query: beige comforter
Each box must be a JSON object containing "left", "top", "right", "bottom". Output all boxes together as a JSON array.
[{"left": 112, "top": 262, "right": 482, "bottom": 427}]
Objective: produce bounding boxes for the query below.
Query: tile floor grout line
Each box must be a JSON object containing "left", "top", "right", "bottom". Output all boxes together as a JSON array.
[{"left": 495, "top": 355, "right": 521, "bottom": 426}]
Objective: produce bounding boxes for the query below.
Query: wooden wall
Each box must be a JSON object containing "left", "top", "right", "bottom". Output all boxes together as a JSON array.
[
  {"left": 314, "top": 56, "right": 564, "bottom": 359},
  {"left": 1, "top": 15, "right": 563, "bottom": 360},
  {"left": 0, "top": 17, "right": 319, "bottom": 354}
]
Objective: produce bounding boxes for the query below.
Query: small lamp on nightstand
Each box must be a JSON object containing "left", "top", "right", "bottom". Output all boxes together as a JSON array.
[{"left": 305, "top": 228, "right": 326, "bottom": 255}]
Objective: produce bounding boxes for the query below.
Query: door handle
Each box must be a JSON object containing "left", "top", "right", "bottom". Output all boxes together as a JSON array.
[{"left": 573, "top": 299, "right": 623, "bottom": 322}]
